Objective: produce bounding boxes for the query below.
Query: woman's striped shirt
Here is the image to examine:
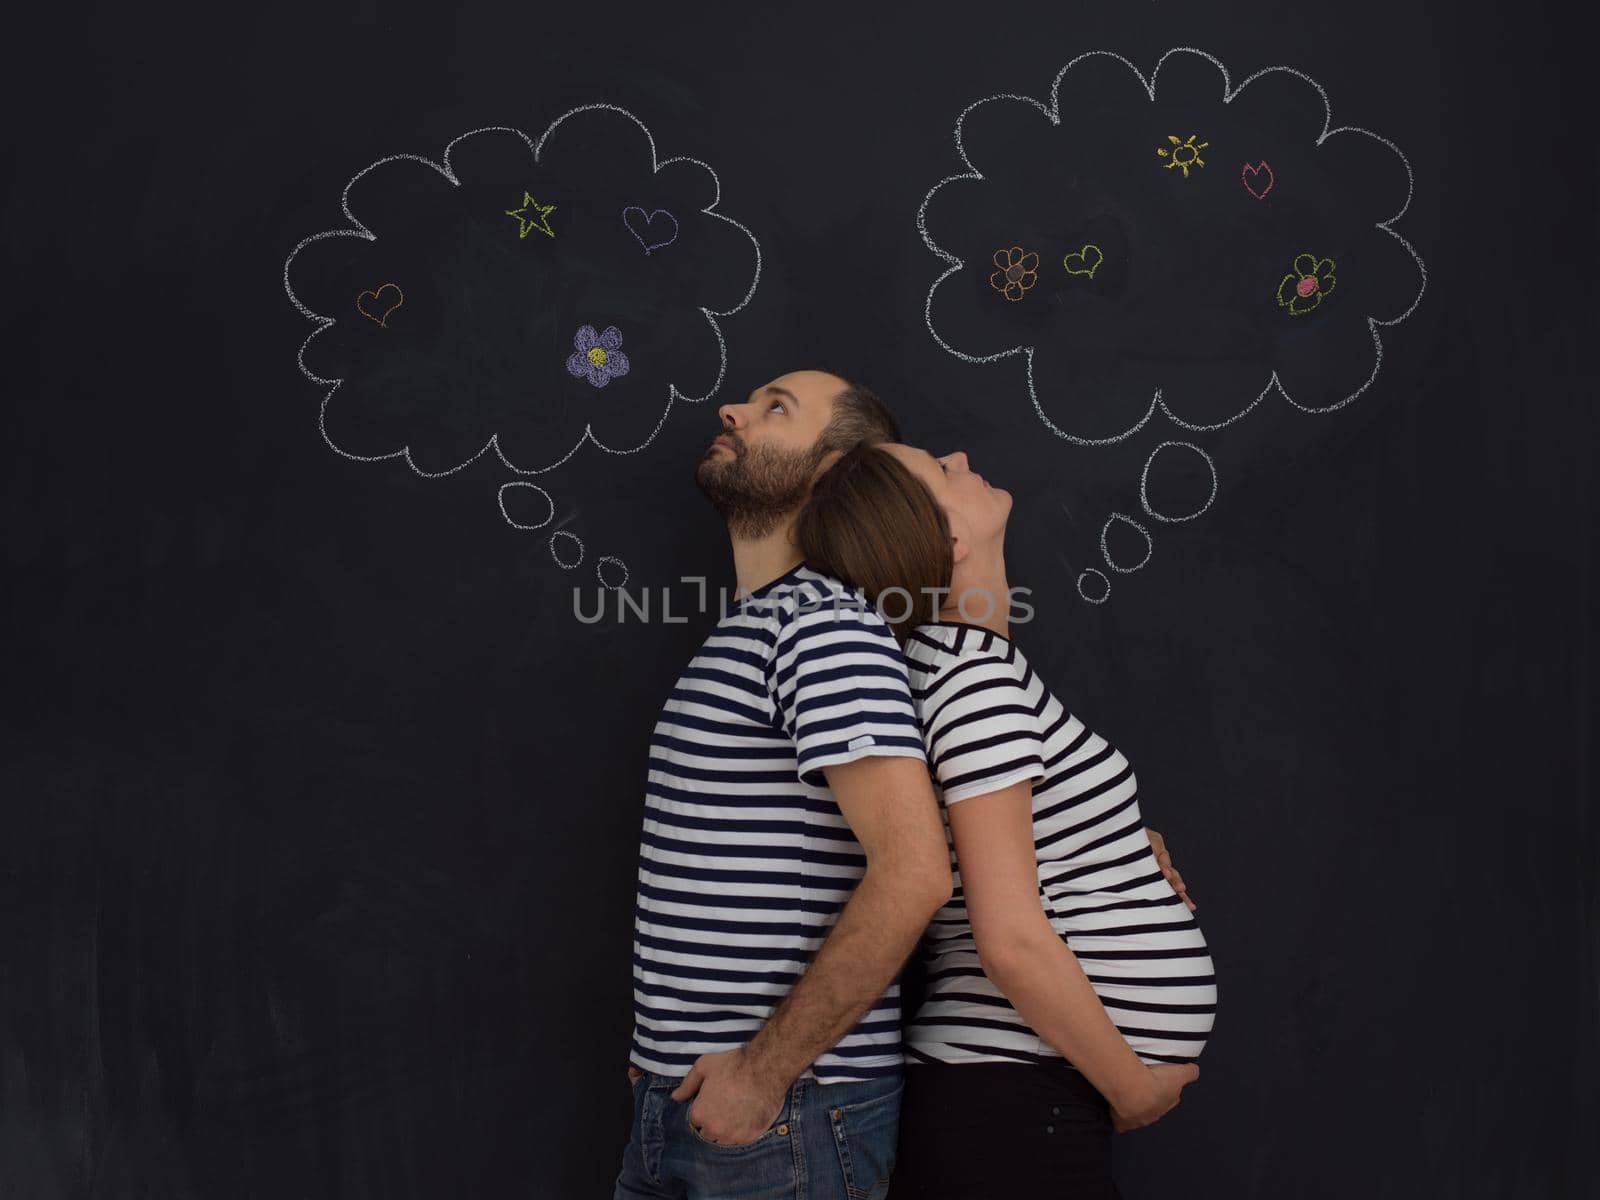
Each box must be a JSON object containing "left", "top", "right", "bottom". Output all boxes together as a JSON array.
[
  {"left": 901, "top": 621, "right": 1217, "bottom": 1067},
  {"left": 629, "top": 564, "right": 928, "bottom": 1083}
]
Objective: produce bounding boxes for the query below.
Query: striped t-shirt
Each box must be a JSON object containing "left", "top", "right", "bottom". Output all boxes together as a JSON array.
[
  {"left": 629, "top": 563, "right": 928, "bottom": 1083},
  {"left": 901, "top": 621, "right": 1217, "bottom": 1067}
]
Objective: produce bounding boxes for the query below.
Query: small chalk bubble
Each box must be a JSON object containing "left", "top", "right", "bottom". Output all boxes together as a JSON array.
[
  {"left": 498, "top": 481, "right": 555, "bottom": 530},
  {"left": 597, "top": 556, "right": 629, "bottom": 589},
  {"left": 1100, "top": 514, "right": 1153, "bottom": 573},
  {"left": 1140, "top": 441, "right": 1218, "bottom": 523},
  {"left": 550, "top": 530, "right": 585, "bottom": 569},
  {"left": 1077, "top": 569, "right": 1111, "bottom": 605}
]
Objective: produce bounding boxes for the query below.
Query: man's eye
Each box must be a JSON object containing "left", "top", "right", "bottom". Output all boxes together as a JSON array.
[{"left": 769, "top": 399, "right": 785, "bottom": 413}]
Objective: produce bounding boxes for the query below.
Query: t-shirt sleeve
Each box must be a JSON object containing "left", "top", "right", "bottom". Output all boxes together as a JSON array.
[
  {"left": 771, "top": 596, "right": 928, "bottom": 787},
  {"left": 921, "top": 654, "right": 1046, "bottom": 805}
]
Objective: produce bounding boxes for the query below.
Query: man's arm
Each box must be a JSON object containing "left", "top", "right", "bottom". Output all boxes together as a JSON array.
[
  {"left": 672, "top": 754, "right": 951, "bottom": 1141},
  {"left": 742, "top": 753, "right": 952, "bottom": 1082}
]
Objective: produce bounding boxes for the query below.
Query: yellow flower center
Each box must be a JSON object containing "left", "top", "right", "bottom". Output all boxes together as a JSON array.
[{"left": 587, "top": 347, "right": 609, "bottom": 367}]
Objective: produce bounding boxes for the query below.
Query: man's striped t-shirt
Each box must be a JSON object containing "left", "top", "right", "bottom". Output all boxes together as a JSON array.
[
  {"left": 901, "top": 621, "right": 1218, "bottom": 1067},
  {"left": 629, "top": 563, "right": 928, "bottom": 1083}
]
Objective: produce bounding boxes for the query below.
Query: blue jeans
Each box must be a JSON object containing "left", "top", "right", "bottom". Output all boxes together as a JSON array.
[{"left": 612, "top": 1070, "right": 902, "bottom": 1200}]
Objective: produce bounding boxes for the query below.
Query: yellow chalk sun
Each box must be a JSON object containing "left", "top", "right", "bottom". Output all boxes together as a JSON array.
[{"left": 1158, "top": 134, "right": 1209, "bottom": 178}]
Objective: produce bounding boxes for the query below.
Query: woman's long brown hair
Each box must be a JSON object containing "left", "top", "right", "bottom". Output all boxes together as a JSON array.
[{"left": 796, "top": 444, "right": 953, "bottom": 646}]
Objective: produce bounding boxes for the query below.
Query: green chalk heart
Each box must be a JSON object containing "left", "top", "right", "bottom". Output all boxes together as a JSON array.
[{"left": 1063, "top": 244, "right": 1105, "bottom": 279}]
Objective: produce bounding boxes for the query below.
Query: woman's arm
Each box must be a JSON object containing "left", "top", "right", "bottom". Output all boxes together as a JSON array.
[{"left": 949, "top": 781, "right": 1194, "bottom": 1127}]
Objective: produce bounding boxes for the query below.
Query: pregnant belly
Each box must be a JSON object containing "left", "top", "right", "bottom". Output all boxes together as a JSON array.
[
  {"left": 1072, "top": 937, "right": 1217, "bottom": 1063},
  {"left": 1049, "top": 875, "right": 1218, "bottom": 1063}
]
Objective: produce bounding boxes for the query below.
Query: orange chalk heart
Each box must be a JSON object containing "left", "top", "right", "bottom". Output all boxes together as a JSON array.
[{"left": 356, "top": 283, "right": 405, "bottom": 327}]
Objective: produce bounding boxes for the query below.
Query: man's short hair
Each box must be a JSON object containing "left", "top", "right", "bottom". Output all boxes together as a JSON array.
[{"left": 816, "top": 373, "right": 900, "bottom": 454}]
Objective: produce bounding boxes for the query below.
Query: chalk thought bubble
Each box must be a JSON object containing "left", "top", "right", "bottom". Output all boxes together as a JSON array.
[
  {"left": 285, "top": 106, "right": 763, "bottom": 479},
  {"left": 917, "top": 48, "right": 1427, "bottom": 446}
]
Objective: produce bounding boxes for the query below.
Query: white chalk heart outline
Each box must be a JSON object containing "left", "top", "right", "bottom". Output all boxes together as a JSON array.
[{"left": 622, "top": 206, "right": 680, "bottom": 255}]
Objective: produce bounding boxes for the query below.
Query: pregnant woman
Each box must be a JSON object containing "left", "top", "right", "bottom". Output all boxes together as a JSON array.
[{"left": 796, "top": 443, "right": 1218, "bottom": 1199}]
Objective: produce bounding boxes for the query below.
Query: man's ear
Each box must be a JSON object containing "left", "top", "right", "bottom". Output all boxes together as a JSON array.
[{"left": 811, "top": 446, "right": 844, "bottom": 482}]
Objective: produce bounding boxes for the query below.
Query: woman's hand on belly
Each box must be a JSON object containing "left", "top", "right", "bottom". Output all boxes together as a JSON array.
[{"left": 1144, "top": 827, "right": 1196, "bottom": 912}]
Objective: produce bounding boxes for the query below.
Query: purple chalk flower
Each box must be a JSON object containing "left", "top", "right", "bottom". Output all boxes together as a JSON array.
[{"left": 565, "top": 324, "right": 631, "bottom": 389}]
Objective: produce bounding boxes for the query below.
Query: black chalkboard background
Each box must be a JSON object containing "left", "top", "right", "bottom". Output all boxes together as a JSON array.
[{"left": 3, "top": 0, "right": 1594, "bottom": 1196}]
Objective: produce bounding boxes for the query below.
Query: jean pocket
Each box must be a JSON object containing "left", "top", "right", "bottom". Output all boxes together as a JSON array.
[
  {"left": 683, "top": 1097, "right": 789, "bottom": 1155},
  {"left": 827, "top": 1080, "right": 903, "bottom": 1200}
]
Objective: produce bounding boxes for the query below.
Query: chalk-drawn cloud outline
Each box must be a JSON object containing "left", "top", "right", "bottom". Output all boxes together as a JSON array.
[
  {"left": 915, "top": 48, "right": 1428, "bottom": 445},
  {"left": 283, "top": 104, "right": 763, "bottom": 478}
]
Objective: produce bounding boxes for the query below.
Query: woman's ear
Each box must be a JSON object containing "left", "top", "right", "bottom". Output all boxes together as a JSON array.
[{"left": 950, "top": 534, "right": 969, "bottom": 567}]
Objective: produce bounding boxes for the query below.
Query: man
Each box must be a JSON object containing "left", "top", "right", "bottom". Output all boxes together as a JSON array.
[
  {"left": 612, "top": 370, "right": 1195, "bottom": 1199},
  {"left": 613, "top": 369, "right": 952, "bottom": 1200}
]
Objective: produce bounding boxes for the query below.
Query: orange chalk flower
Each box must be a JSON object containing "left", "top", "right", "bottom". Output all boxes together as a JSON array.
[{"left": 989, "top": 246, "right": 1040, "bottom": 302}]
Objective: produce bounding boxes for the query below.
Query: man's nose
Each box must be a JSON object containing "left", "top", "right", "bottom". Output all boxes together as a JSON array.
[{"left": 717, "top": 403, "right": 746, "bottom": 430}]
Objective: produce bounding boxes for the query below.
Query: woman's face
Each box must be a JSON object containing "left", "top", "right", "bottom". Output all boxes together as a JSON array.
[{"left": 884, "top": 443, "right": 1012, "bottom": 563}]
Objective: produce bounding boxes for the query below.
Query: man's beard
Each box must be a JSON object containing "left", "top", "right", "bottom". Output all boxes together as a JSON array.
[{"left": 694, "top": 437, "right": 828, "bottom": 540}]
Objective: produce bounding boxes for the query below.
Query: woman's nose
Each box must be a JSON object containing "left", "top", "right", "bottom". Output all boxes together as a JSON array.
[{"left": 948, "top": 451, "right": 970, "bottom": 472}]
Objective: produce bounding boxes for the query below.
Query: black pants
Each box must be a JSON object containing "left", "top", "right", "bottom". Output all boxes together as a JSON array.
[{"left": 888, "top": 1059, "right": 1123, "bottom": 1199}]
